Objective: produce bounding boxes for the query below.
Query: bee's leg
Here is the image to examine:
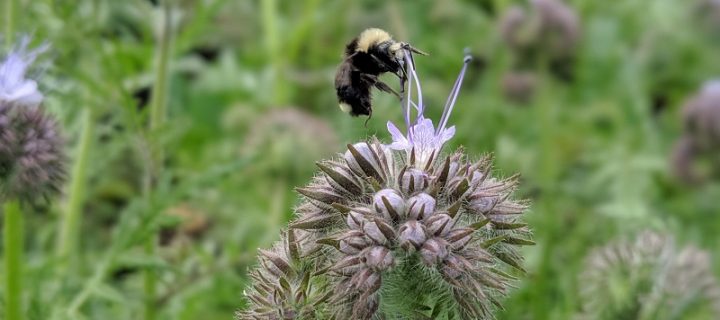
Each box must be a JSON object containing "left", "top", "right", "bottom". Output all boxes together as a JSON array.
[
  {"left": 368, "top": 53, "right": 403, "bottom": 79},
  {"left": 360, "top": 73, "right": 379, "bottom": 85},
  {"left": 397, "top": 60, "right": 408, "bottom": 96},
  {"left": 374, "top": 80, "right": 402, "bottom": 100},
  {"left": 364, "top": 107, "right": 372, "bottom": 127},
  {"left": 360, "top": 73, "right": 401, "bottom": 100}
]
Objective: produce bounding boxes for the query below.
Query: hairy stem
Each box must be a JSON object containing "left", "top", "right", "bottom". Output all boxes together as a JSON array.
[
  {"left": 4, "top": 199, "right": 23, "bottom": 320},
  {"left": 145, "top": 1, "right": 174, "bottom": 319},
  {"left": 149, "top": 3, "right": 173, "bottom": 132},
  {"left": 57, "top": 107, "right": 94, "bottom": 266},
  {"left": 4, "top": 0, "right": 14, "bottom": 48},
  {"left": 67, "top": 256, "right": 112, "bottom": 317},
  {"left": 261, "top": 0, "right": 288, "bottom": 105},
  {"left": 261, "top": 180, "right": 287, "bottom": 245}
]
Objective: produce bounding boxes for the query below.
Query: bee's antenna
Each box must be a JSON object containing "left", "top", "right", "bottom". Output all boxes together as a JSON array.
[
  {"left": 364, "top": 112, "right": 372, "bottom": 128},
  {"left": 403, "top": 43, "right": 429, "bottom": 56}
]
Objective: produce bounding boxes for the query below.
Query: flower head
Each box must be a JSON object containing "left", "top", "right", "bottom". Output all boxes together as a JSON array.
[
  {"left": 241, "top": 50, "right": 532, "bottom": 319},
  {"left": 682, "top": 80, "right": 720, "bottom": 149},
  {"left": 0, "top": 38, "right": 65, "bottom": 202},
  {"left": 0, "top": 37, "right": 47, "bottom": 108},
  {"left": 498, "top": 0, "right": 580, "bottom": 85},
  {"left": 242, "top": 107, "right": 339, "bottom": 179},
  {"left": 579, "top": 231, "right": 720, "bottom": 320},
  {"left": 672, "top": 79, "right": 720, "bottom": 183},
  {"left": 0, "top": 105, "right": 66, "bottom": 202},
  {"left": 499, "top": 0, "right": 580, "bottom": 59},
  {"left": 387, "top": 49, "right": 471, "bottom": 169}
]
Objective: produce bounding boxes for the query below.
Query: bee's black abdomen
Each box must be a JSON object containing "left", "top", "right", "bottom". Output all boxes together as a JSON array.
[
  {"left": 337, "top": 84, "right": 372, "bottom": 116},
  {"left": 335, "top": 61, "right": 372, "bottom": 116}
]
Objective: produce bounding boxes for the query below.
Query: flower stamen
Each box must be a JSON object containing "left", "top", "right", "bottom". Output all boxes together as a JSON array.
[
  {"left": 438, "top": 51, "right": 472, "bottom": 134},
  {"left": 387, "top": 49, "right": 472, "bottom": 169}
]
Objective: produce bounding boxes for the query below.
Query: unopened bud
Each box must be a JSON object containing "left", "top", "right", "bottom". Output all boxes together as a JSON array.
[
  {"left": 363, "top": 246, "right": 395, "bottom": 272},
  {"left": 407, "top": 192, "right": 436, "bottom": 220},
  {"left": 399, "top": 167, "right": 429, "bottom": 194},
  {"left": 373, "top": 189, "right": 405, "bottom": 221},
  {"left": 420, "top": 238, "right": 449, "bottom": 266},
  {"left": 424, "top": 213, "right": 454, "bottom": 236},
  {"left": 398, "top": 220, "right": 427, "bottom": 251},
  {"left": 345, "top": 142, "right": 390, "bottom": 182}
]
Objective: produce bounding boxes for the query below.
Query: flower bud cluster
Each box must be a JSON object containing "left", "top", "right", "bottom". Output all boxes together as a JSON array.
[
  {"left": 238, "top": 229, "right": 332, "bottom": 319},
  {"left": 0, "top": 40, "right": 65, "bottom": 202},
  {"left": 0, "top": 104, "right": 66, "bottom": 201},
  {"left": 498, "top": 0, "right": 580, "bottom": 103},
  {"left": 242, "top": 107, "right": 339, "bottom": 179},
  {"left": 579, "top": 231, "right": 720, "bottom": 319},
  {"left": 500, "top": 0, "right": 579, "bottom": 65},
  {"left": 242, "top": 140, "right": 532, "bottom": 319},
  {"left": 672, "top": 81, "right": 720, "bottom": 183}
]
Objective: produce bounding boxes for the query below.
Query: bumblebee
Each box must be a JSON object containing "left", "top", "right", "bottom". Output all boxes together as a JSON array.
[{"left": 335, "top": 28, "right": 426, "bottom": 117}]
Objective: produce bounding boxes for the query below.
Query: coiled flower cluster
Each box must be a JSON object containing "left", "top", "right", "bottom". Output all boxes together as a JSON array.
[
  {"left": 579, "top": 231, "right": 720, "bottom": 320},
  {"left": 0, "top": 38, "right": 66, "bottom": 202},
  {"left": 671, "top": 80, "right": 720, "bottom": 183},
  {"left": 499, "top": 0, "right": 580, "bottom": 66},
  {"left": 242, "top": 107, "right": 339, "bottom": 179},
  {"left": 240, "top": 50, "right": 532, "bottom": 319},
  {"left": 498, "top": 0, "right": 580, "bottom": 103},
  {"left": 696, "top": 0, "right": 720, "bottom": 36}
]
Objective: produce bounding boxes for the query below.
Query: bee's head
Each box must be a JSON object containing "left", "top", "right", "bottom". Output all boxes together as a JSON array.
[
  {"left": 388, "top": 42, "right": 405, "bottom": 60},
  {"left": 384, "top": 42, "right": 427, "bottom": 69}
]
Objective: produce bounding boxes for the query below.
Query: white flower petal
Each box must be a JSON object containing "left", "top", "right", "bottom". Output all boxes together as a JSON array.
[
  {"left": 0, "top": 41, "right": 45, "bottom": 108},
  {"left": 387, "top": 121, "right": 412, "bottom": 150},
  {"left": 439, "top": 126, "right": 456, "bottom": 144},
  {"left": 388, "top": 142, "right": 409, "bottom": 150},
  {"left": 387, "top": 121, "right": 407, "bottom": 142}
]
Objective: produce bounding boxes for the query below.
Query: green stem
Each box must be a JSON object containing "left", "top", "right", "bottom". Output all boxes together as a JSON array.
[
  {"left": 261, "top": 180, "right": 287, "bottom": 245},
  {"left": 4, "top": 0, "right": 13, "bottom": 46},
  {"left": 67, "top": 255, "right": 112, "bottom": 317},
  {"left": 143, "top": 239, "right": 157, "bottom": 320},
  {"left": 532, "top": 71, "right": 560, "bottom": 318},
  {"left": 261, "top": 0, "right": 287, "bottom": 105},
  {"left": 149, "top": 1, "right": 173, "bottom": 132},
  {"left": 145, "top": 1, "right": 173, "bottom": 319},
  {"left": 4, "top": 199, "right": 23, "bottom": 320},
  {"left": 57, "top": 107, "right": 94, "bottom": 265}
]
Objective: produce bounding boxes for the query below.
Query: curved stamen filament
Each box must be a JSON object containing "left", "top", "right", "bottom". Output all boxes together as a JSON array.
[
  {"left": 402, "top": 49, "right": 427, "bottom": 142},
  {"left": 408, "top": 53, "right": 424, "bottom": 117},
  {"left": 437, "top": 53, "right": 472, "bottom": 135},
  {"left": 403, "top": 54, "right": 414, "bottom": 141}
]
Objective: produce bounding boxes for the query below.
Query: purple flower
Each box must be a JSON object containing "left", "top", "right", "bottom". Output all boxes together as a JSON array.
[
  {"left": 0, "top": 37, "right": 47, "bottom": 108},
  {"left": 701, "top": 79, "right": 720, "bottom": 96},
  {"left": 386, "top": 50, "right": 471, "bottom": 168}
]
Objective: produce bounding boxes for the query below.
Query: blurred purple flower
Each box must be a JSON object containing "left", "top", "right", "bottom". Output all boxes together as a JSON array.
[
  {"left": 387, "top": 50, "right": 471, "bottom": 167},
  {"left": 0, "top": 37, "right": 64, "bottom": 202},
  {"left": 0, "top": 37, "right": 47, "bottom": 108}
]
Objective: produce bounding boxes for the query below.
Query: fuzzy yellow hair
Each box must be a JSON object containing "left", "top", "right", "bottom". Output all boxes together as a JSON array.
[{"left": 355, "top": 28, "right": 393, "bottom": 53}]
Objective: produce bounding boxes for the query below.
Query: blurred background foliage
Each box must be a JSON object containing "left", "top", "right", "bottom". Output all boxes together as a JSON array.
[{"left": 3, "top": 0, "right": 720, "bottom": 319}]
